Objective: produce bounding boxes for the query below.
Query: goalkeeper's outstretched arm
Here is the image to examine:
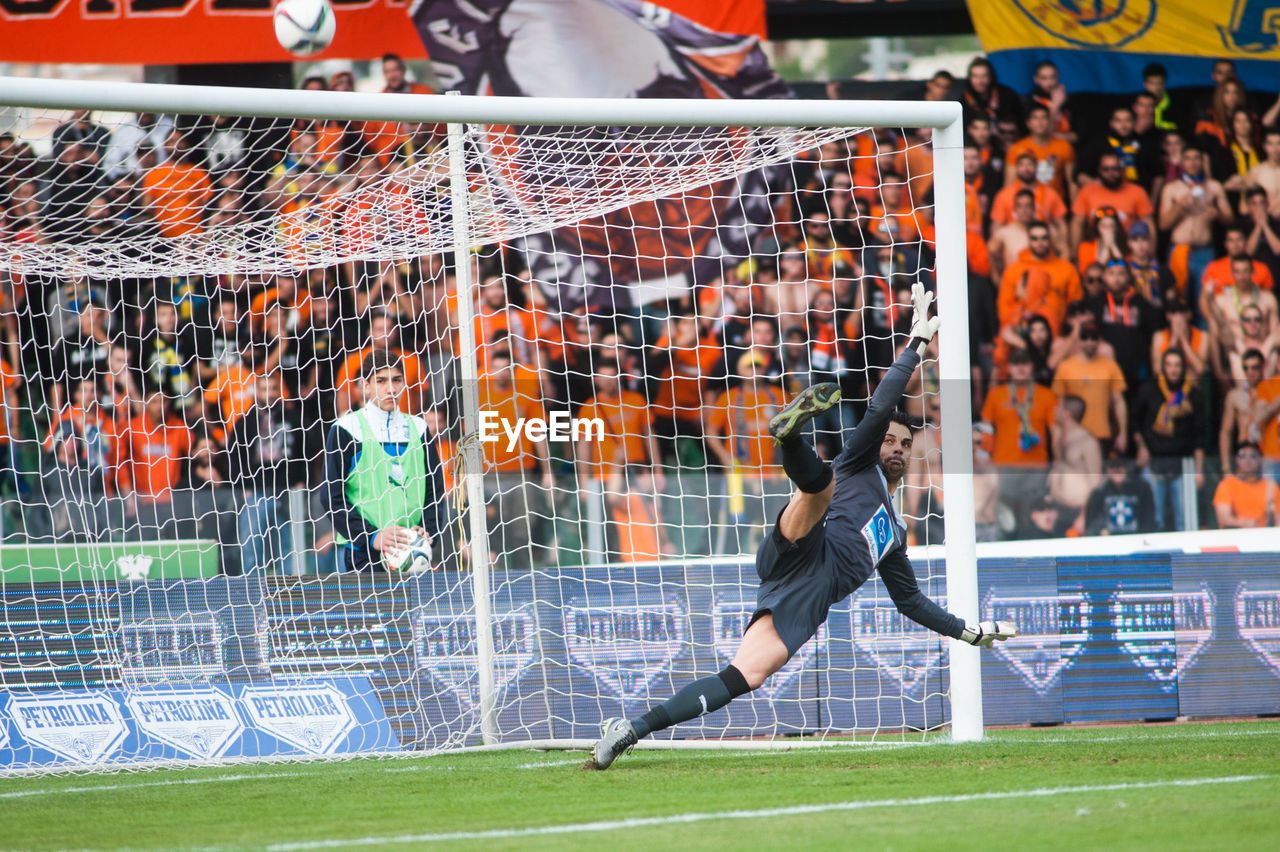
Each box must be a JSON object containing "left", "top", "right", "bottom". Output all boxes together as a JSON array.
[{"left": 878, "top": 551, "right": 1018, "bottom": 647}]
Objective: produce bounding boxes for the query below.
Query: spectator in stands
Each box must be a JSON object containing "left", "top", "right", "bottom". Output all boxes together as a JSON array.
[
  {"left": 1249, "top": 130, "right": 1280, "bottom": 217},
  {"left": 923, "top": 70, "right": 954, "bottom": 102},
  {"left": 988, "top": 189, "right": 1036, "bottom": 281},
  {"left": 1079, "top": 106, "right": 1158, "bottom": 188},
  {"left": 706, "top": 350, "right": 789, "bottom": 551},
  {"left": 576, "top": 361, "right": 661, "bottom": 489},
  {"left": 141, "top": 130, "right": 213, "bottom": 240},
  {"left": 1159, "top": 147, "right": 1232, "bottom": 310},
  {"left": 191, "top": 295, "right": 243, "bottom": 385},
  {"left": 101, "top": 112, "right": 172, "bottom": 179},
  {"left": 1047, "top": 395, "right": 1103, "bottom": 530},
  {"left": 51, "top": 110, "right": 109, "bottom": 160},
  {"left": 1220, "top": 349, "right": 1280, "bottom": 477},
  {"left": 1141, "top": 63, "right": 1178, "bottom": 132},
  {"left": 204, "top": 335, "right": 261, "bottom": 433},
  {"left": 42, "top": 381, "right": 113, "bottom": 541},
  {"left": 228, "top": 371, "right": 307, "bottom": 575},
  {"left": 115, "top": 386, "right": 192, "bottom": 538},
  {"left": 1224, "top": 109, "right": 1262, "bottom": 193},
  {"left": 333, "top": 308, "right": 427, "bottom": 415},
  {"left": 1125, "top": 220, "right": 1176, "bottom": 307},
  {"left": 998, "top": 220, "right": 1081, "bottom": 335},
  {"left": 1201, "top": 229, "right": 1275, "bottom": 336},
  {"left": 478, "top": 351, "right": 554, "bottom": 572},
  {"left": 280, "top": 289, "right": 343, "bottom": 469},
  {"left": 40, "top": 139, "right": 106, "bottom": 241},
  {"left": 992, "top": 150, "right": 1069, "bottom": 251},
  {"left": 1052, "top": 319, "right": 1128, "bottom": 454},
  {"left": 1194, "top": 77, "right": 1249, "bottom": 178},
  {"left": 1131, "top": 92, "right": 1164, "bottom": 155},
  {"left": 965, "top": 115, "right": 1005, "bottom": 191},
  {"left": 1151, "top": 298, "right": 1210, "bottom": 382},
  {"left": 1071, "top": 152, "right": 1156, "bottom": 252},
  {"left": 960, "top": 57, "right": 1022, "bottom": 132},
  {"left": 1025, "top": 60, "right": 1074, "bottom": 143},
  {"left": 49, "top": 299, "right": 113, "bottom": 412},
  {"left": 1133, "top": 348, "right": 1206, "bottom": 530},
  {"left": 981, "top": 348, "right": 1057, "bottom": 524},
  {"left": 1076, "top": 206, "right": 1127, "bottom": 274},
  {"left": 1221, "top": 303, "right": 1280, "bottom": 383},
  {"left": 1018, "top": 495, "right": 1075, "bottom": 539},
  {"left": 138, "top": 301, "right": 200, "bottom": 413},
  {"left": 1086, "top": 258, "right": 1161, "bottom": 391},
  {"left": 1005, "top": 103, "right": 1074, "bottom": 201},
  {"left": 969, "top": 424, "right": 1003, "bottom": 541},
  {"left": 1206, "top": 256, "right": 1278, "bottom": 355},
  {"left": 101, "top": 344, "right": 143, "bottom": 425},
  {"left": 1151, "top": 130, "right": 1185, "bottom": 210},
  {"left": 1243, "top": 186, "right": 1280, "bottom": 279},
  {"left": 652, "top": 313, "right": 722, "bottom": 466},
  {"left": 606, "top": 465, "right": 673, "bottom": 563},
  {"left": 1084, "top": 456, "right": 1156, "bottom": 536},
  {"left": 323, "top": 349, "right": 449, "bottom": 573},
  {"left": 1001, "top": 313, "right": 1055, "bottom": 387},
  {"left": 1214, "top": 443, "right": 1280, "bottom": 528}
]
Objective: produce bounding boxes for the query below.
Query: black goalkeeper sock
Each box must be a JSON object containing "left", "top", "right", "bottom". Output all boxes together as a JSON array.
[
  {"left": 780, "top": 437, "right": 832, "bottom": 494},
  {"left": 630, "top": 666, "right": 752, "bottom": 738}
]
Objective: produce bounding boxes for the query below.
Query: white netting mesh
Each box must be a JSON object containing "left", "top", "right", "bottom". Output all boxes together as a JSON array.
[{"left": 0, "top": 96, "right": 949, "bottom": 775}]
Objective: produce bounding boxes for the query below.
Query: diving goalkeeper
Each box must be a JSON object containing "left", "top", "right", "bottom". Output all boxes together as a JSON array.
[{"left": 590, "top": 283, "right": 1016, "bottom": 769}]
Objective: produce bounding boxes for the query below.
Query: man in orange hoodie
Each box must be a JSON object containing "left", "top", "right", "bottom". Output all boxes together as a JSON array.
[{"left": 998, "top": 220, "right": 1082, "bottom": 334}]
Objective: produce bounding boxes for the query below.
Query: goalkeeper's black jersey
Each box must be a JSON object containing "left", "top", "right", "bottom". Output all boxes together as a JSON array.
[{"left": 819, "top": 347, "right": 963, "bottom": 639}]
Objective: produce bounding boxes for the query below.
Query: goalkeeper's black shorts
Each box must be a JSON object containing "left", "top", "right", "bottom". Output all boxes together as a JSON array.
[{"left": 749, "top": 506, "right": 836, "bottom": 657}]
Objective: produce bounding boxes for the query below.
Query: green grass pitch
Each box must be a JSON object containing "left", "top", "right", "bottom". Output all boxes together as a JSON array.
[{"left": 1, "top": 721, "right": 1276, "bottom": 851}]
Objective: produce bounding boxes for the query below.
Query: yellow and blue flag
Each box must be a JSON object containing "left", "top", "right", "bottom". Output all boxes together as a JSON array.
[{"left": 968, "top": 1, "right": 1280, "bottom": 93}]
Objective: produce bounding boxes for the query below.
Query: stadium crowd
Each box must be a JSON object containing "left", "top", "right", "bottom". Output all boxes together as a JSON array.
[{"left": 0, "top": 54, "right": 1279, "bottom": 573}]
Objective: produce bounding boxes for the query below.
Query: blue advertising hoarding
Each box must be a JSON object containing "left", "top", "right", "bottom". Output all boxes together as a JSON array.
[{"left": 2, "top": 550, "right": 1279, "bottom": 769}]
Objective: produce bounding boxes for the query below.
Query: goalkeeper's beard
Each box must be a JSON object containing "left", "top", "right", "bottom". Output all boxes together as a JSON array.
[{"left": 881, "top": 456, "right": 907, "bottom": 484}]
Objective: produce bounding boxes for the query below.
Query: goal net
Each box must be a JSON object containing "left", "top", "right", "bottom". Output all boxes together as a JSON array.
[{"left": 0, "top": 82, "right": 975, "bottom": 774}]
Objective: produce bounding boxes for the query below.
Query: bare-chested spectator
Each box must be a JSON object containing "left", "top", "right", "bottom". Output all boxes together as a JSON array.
[
  {"left": 970, "top": 423, "right": 1003, "bottom": 542},
  {"left": 1159, "top": 147, "right": 1232, "bottom": 311},
  {"left": 1220, "top": 304, "right": 1280, "bottom": 383},
  {"left": 988, "top": 189, "right": 1035, "bottom": 281},
  {"left": 1248, "top": 129, "right": 1280, "bottom": 217},
  {"left": 1220, "top": 349, "right": 1280, "bottom": 475},
  {"left": 1206, "top": 255, "right": 1279, "bottom": 353},
  {"left": 1047, "top": 395, "right": 1103, "bottom": 529}
]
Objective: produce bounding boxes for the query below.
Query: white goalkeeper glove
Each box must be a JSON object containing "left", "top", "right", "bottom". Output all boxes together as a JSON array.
[
  {"left": 908, "top": 282, "right": 941, "bottom": 355},
  {"left": 960, "top": 621, "right": 1018, "bottom": 648}
]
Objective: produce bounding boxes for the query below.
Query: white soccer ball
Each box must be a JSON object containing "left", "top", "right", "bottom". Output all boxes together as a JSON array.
[
  {"left": 273, "top": 0, "right": 336, "bottom": 57},
  {"left": 383, "top": 532, "right": 435, "bottom": 573}
]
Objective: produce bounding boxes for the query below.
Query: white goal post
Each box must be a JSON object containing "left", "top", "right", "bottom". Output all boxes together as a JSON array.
[{"left": 0, "top": 76, "right": 981, "bottom": 770}]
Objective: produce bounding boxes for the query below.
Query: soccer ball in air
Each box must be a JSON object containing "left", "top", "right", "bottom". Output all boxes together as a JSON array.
[{"left": 273, "top": 0, "right": 336, "bottom": 57}]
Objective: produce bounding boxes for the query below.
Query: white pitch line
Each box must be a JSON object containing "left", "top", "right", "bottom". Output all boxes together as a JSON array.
[
  {"left": 0, "top": 770, "right": 305, "bottom": 800},
  {"left": 265, "top": 775, "right": 1276, "bottom": 850}
]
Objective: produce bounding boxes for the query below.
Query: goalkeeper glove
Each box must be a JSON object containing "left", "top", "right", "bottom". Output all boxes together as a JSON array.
[
  {"left": 960, "top": 621, "right": 1018, "bottom": 648},
  {"left": 908, "top": 282, "right": 941, "bottom": 356}
]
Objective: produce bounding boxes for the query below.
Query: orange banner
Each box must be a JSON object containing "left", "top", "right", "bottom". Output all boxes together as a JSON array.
[{"left": 0, "top": 1, "right": 427, "bottom": 65}]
